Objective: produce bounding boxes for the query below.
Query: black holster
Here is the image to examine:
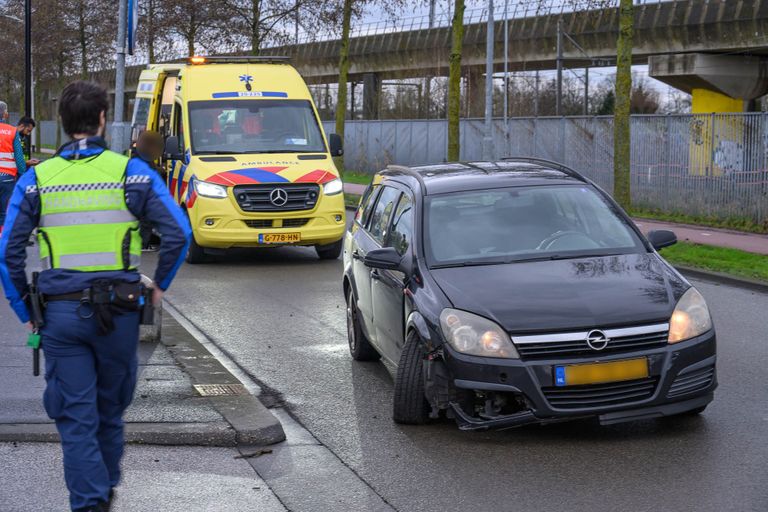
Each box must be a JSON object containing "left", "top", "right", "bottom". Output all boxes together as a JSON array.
[{"left": 90, "top": 280, "right": 144, "bottom": 335}]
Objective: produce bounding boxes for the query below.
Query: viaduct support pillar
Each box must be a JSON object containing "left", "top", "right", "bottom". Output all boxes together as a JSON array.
[{"left": 363, "top": 73, "right": 381, "bottom": 120}]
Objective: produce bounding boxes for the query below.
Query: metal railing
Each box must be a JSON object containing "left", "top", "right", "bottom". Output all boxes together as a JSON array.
[
  {"left": 268, "top": 0, "right": 677, "bottom": 48},
  {"left": 323, "top": 113, "right": 768, "bottom": 224}
]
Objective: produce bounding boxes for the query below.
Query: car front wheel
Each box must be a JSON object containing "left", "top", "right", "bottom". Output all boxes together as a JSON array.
[{"left": 393, "top": 331, "right": 430, "bottom": 425}]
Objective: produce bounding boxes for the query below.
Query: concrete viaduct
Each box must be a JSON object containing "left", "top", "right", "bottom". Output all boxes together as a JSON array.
[{"left": 66, "top": 0, "right": 768, "bottom": 119}]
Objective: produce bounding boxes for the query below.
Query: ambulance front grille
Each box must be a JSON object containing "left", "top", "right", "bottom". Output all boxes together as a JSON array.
[{"left": 234, "top": 184, "right": 320, "bottom": 212}]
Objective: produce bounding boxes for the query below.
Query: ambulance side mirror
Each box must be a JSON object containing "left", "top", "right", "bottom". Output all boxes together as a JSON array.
[
  {"left": 329, "top": 133, "right": 343, "bottom": 157},
  {"left": 164, "top": 136, "right": 183, "bottom": 161}
]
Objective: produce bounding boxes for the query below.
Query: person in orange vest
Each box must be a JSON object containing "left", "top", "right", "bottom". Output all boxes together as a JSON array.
[{"left": 0, "top": 101, "right": 34, "bottom": 235}]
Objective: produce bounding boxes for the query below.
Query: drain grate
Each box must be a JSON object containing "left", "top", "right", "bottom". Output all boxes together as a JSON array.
[{"left": 193, "top": 383, "right": 248, "bottom": 396}]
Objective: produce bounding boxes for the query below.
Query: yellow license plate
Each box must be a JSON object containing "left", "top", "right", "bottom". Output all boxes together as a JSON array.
[
  {"left": 555, "top": 358, "right": 649, "bottom": 387},
  {"left": 259, "top": 233, "right": 301, "bottom": 244}
]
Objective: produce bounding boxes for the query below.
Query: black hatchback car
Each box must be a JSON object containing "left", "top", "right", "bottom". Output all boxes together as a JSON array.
[{"left": 342, "top": 159, "right": 716, "bottom": 430}]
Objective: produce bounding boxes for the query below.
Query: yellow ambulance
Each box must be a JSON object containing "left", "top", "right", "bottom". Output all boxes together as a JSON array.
[{"left": 130, "top": 56, "right": 346, "bottom": 263}]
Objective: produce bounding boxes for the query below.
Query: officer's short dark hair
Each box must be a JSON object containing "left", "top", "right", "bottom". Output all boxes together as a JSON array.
[
  {"left": 59, "top": 81, "right": 109, "bottom": 137},
  {"left": 17, "top": 116, "right": 35, "bottom": 128}
]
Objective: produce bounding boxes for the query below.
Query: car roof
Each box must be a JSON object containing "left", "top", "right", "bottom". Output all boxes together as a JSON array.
[{"left": 379, "top": 160, "right": 588, "bottom": 195}]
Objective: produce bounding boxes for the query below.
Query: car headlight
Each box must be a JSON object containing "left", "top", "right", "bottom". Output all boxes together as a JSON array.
[
  {"left": 323, "top": 178, "right": 343, "bottom": 195},
  {"left": 440, "top": 308, "right": 519, "bottom": 358},
  {"left": 668, "top": 287, "right": 712, "bottom": 343},
  {"left": 195, "top": 180, "right": 228, "bottom": 199}
]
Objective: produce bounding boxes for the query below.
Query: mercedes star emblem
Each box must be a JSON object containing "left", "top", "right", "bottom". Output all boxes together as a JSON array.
[
  {"left": 586, "top": 329, "right": 610, "bottom": 351},
  {"left": 269, "top": 188, "right": 288, "bottom": 207}
]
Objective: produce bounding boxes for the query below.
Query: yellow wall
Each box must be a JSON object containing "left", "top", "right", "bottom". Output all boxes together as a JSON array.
[
  {"left": 689, "top": 89, "right": 745, "bottom": 176},
  {"left": 691, "top": 88, "right": 745, "bottom": 114}
]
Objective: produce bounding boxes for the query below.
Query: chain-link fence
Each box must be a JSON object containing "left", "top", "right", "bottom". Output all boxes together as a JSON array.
[{"left": 324, "top": 113, "right": 768, "bottom": 224}]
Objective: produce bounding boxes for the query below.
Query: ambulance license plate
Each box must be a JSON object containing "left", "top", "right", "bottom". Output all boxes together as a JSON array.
[
  {"left": 259, "top": 233, "right": 301, "bottom": 244},
  {"left": 554, "top": 358, "right": 649, "bottom": 387}
]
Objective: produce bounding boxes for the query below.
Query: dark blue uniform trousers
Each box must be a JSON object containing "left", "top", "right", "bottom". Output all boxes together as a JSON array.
[
  {"left": 41, "top": 301, "right": 139, "bottom": 511},
  {"left": 0, "top": 177, "right": 15, "bottom": 229}
]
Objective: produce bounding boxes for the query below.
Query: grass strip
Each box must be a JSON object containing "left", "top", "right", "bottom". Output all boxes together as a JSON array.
[
  {"left": 341, "top": 170, "right": 373, "bottom": 186},
  {"left": 660, "top": 242, "right": 768, "bottom": 283}
]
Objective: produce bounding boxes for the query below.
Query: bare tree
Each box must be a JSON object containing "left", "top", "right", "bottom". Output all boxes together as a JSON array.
[{"left": 223, "top": 0, "right": 325, "bottom": 55}]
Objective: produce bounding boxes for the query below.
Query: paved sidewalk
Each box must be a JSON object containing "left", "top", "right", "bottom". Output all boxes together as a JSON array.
[
  {"left": 342, "top": 182, "right": 768, "bottom": 255},
  {"left": 633, "top": 218, "right": 768, "bottom": 255},
  {"left": 0, "top": 442, "right": 286, "bottom": 512},
  {"left": 0, "top": 301, "right": 234, "bottom": 444}
]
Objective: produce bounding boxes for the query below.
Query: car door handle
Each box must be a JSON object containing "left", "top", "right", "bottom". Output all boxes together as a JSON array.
[
  {"left": 352, "top": 250, "right": 361, "bottom": 260},
  {"left": 371, "top": 270, "right": 382, "bottom": 281}
]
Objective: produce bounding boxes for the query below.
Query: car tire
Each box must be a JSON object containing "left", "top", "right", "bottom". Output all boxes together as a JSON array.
[
  {"left": 316, "top": 239, "right": 343, "bottom": 260},
  {"left": 186, "top": 234, "right": 211, "bottom": 264},
  {"left": 393, "top": 331, "right": 430, "bottom": 425},
  {"left": 346, "top": 288, "right": 380, "bottom": 361}
]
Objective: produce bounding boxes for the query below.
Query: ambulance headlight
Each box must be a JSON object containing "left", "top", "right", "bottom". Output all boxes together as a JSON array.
[
  {"left": 195, "top": 180, "right": 228, "bottom": 199},
  {"left": 323, "top": 179, "right": 343, "bottom": 196}
]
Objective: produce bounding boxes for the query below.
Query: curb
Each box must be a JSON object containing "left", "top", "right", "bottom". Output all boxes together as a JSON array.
[
  {"left": 0, "top": 422, "right": 237, "bottom": 446},
  {"left": 161, "top": 309, "right": 286, "bottom": 446},
  {"left": 676, "top": 265, "right": 768, "bottom": 294}
]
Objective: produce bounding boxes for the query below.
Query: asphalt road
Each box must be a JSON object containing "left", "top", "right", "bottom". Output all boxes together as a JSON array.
[{"left": 161, "top": 247, "right": 768, "bottom": 512}]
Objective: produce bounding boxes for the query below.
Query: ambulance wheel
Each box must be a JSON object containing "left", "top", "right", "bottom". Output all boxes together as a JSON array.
[
  {"left": 316, "top": 239, "right": 343, "bottom": 260},
  {"left": 186, "top": 235, "right": 210, "bottom": 264}
]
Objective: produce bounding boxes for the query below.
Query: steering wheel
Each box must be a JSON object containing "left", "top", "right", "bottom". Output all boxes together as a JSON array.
[{"left": 536, "top": 230, "right": 598, "bottom": 251}]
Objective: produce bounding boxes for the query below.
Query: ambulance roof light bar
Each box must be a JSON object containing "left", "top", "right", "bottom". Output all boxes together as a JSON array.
[{"left": 185, "top": 55, "right": 291, "bottom": 65}]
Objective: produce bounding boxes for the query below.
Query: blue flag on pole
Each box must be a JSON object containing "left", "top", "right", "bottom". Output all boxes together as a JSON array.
[{"left": 127, "top": 0, "right": 139, "bottom": 56}]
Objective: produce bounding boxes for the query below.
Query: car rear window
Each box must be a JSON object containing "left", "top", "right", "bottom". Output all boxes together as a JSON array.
[{"left": 425, "top": 185, "right": 644, "bottom": 267}]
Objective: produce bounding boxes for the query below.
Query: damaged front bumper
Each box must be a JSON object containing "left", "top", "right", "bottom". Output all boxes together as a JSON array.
[{"left": 439, "top": 330, "right": 717, "bottom": 431}]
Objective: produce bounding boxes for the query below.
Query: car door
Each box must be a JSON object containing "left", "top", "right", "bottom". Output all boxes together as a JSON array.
[
  {"left": 371, "top": 192, "right": 414, "bottom": 363},
  {"left": 349, "top": 184, "right": 383, "bottom": 342},
  {"left": 355, "top": 185, "right": 401, "bottom": 353}
]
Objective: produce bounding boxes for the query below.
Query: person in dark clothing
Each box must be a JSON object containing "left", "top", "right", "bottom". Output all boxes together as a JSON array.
[
  {"left": 0, "top": 81, "right": 191, "bottom": 511},
  {"left": 131, "top": 131, "right": 166, "bottom": 249}
]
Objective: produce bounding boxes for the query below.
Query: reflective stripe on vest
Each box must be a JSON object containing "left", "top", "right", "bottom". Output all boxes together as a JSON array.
[
  {"left": 40, "top": 253, "right": 141, "bottom": 271},
  {"left": 35, "top": 150, "right": 142, "bottom": 272},
  {"left": 40, "top": 209, "right": 137, "bottom": 228},
  {"left": 0, "top": 125, "right": 17, "bottom": 177}
]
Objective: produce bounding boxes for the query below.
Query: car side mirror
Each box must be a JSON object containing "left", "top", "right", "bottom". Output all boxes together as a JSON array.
[
  {"left": 329, "top": 133, "right": 343, "bottom": 157},
  {"left": 647, "top": 229, "right": 677, "bottom": 250},
  {"left": 164, "top": 136, "right": 183, "bottom": 160},
  {"left": 363, "top": 247, "right": 404, "bottom": 271}
]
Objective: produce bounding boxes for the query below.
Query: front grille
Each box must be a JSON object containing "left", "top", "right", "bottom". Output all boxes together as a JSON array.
[
  {"left": 667, "top": 365, "right": 715, "bottom": 399},
  {"left": 234, "top": 184, "right": 320, "bottom": 212},
  {"left": 283, "top": 218, "right": 310, "bottom": 228},
  {"left": 542, "top": 377, "right": 658, "bottom": 409},
  {"left": 244, "top": 219, "right": 273, "bottom": 228},
  {"left": 513, "top": 323, "right": 669, "bottom": 360}
]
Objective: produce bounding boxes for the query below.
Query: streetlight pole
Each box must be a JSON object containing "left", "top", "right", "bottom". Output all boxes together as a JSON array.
[
  {"left": 24, "top": 0, "right": 32, "bottom": 157},
  {"left": 482, "top": 0, "right": 494, "bottom": 161},
  {"left": 112, "top": 0, "right": 128, "bottom": 153}
]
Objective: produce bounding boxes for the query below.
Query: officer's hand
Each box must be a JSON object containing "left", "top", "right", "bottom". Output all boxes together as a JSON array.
[
  {"left": 26, "top": 159, "right": 40, "bottom": 166},
  {"left": 152, "top": 288, "right": 164, "bottom": 306}
]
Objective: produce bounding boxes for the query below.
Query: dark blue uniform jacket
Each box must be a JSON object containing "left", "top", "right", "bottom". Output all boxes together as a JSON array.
[{"left": 0, "top": 137, "right": 191, "bottom": 323}]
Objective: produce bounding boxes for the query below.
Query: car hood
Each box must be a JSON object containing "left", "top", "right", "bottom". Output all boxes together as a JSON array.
[{"left": 430, "top": 253, "right": 688, "bottom": 333}]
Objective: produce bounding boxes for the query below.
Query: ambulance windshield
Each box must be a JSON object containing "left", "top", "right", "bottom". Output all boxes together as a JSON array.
[{"left": 188, "top": 99, "right": 327, "bottom": 154}]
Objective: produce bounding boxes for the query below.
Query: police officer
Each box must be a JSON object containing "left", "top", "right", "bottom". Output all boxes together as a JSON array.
[{"left": 0, "top": 81, "right": 191, "bottom": 511}]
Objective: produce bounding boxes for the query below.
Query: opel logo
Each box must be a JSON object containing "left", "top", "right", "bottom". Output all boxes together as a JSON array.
[
  {"left": 269, "top": 188, "right": 288, "bottom": 207},
  {"left": 586, "top": 329, "right": 609, "bottom": 351}
]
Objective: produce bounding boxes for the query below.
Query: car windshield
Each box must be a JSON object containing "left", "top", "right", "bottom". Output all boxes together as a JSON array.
[
  {"left": 188, "top": 99, "right": 326, "bottom": 154},
  {"left": 426, "top": 185, "right": 645, "bottom": 267}
]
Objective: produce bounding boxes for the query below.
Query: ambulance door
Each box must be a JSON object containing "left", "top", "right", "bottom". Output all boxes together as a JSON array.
[{"left": 167, "top": 99, "right": 188, "bottom": 204}]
